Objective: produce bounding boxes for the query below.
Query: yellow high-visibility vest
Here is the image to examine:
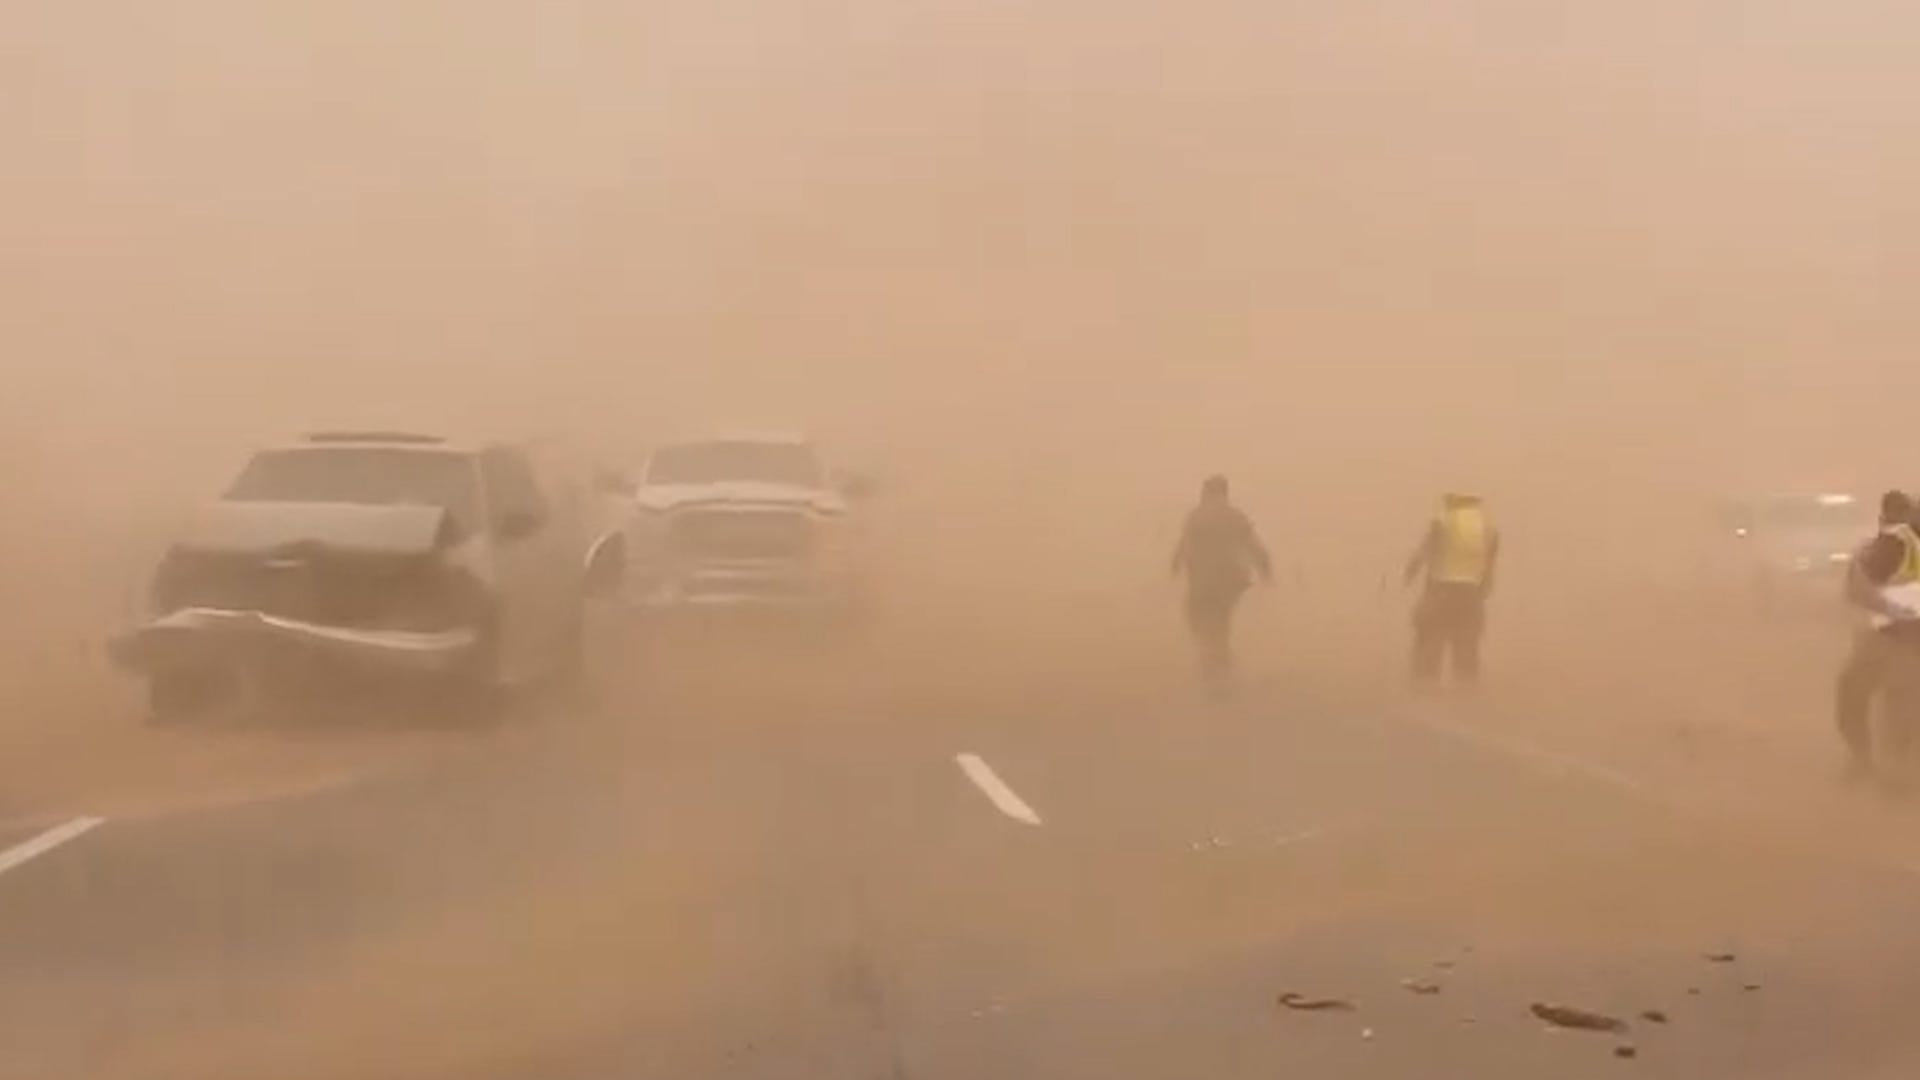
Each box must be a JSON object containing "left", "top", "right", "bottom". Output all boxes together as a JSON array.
[
  {"left": 1887, "top": 523, "right": 1920, "bottom": 586},
  {"left": 1434, "top": 505, "right": 1492, "bottom": 585}
]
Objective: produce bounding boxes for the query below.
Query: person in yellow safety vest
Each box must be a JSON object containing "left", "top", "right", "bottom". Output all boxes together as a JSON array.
[
  {"left": 1835, "top": 489, "right": 1920, "bottom": 787},
  {"left": 1402, "top": 492, "right": 1501, "bottom": 686}
]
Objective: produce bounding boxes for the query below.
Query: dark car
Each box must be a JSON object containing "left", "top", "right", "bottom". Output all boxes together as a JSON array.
[{"left": 112, "top": 432, "right": 618, "bottom": 722}]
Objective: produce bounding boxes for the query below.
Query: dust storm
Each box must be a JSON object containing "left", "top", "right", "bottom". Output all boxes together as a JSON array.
[{"left": 5, "top": 3, "right": 1920, "bottom": 1079}]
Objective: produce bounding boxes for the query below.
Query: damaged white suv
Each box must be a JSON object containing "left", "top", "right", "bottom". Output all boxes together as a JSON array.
[
  {"left": 596, "top": 434, "right": 873, "bottom": 617},
  {"left": 113, "top": 433, "right": 617, "bottom": 721}
]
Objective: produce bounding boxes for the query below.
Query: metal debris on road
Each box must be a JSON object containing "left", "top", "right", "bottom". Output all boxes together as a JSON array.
[
  {"left": 1530, "top": 1003, "right": 1630, "bottom": 1034},
  {"left": 1278, "top": 992, "right": 1357, "bottom": 1012}
]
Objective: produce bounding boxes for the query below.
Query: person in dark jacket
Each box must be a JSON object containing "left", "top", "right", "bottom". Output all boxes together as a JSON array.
[
  {"left": 1835, "top": 489, "right": 1920, "bottom": 785},
  {"left": 1171, "top": 475, "right": 1272, "bottom": 688}
]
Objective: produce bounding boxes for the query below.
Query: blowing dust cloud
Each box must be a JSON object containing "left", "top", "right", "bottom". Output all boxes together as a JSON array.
[{"left": 5, "top": 3, "right": 1920, "bottom": 1079}]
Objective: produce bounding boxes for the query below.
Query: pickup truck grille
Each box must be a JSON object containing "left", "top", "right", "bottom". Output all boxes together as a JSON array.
[{"left": 669, "top": 510, "right": 813, "bottom": 561}]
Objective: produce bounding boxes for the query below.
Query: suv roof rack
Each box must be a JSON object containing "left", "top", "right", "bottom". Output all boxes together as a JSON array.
[{"left": 304, "top": 431, "right": 447, "bottom": 445}]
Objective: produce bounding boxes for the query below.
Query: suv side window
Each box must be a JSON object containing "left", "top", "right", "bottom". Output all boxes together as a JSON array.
[{"left": 481, "top": 446, "right": 551, "bottom": 531}]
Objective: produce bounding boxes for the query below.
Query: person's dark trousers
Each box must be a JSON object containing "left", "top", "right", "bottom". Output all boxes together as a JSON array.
[
  {"left": 1412, "top": 582, "right": 1487, "bottom": 685},
  {"left": 1868, "top": 632, "right": 1920, "bottom": 776},
  {"left": 1186, "top": 584, "right": 1245, "bottom": 684},
  {"left": 1836, "top": 629, "right": 1892, "bottom": 770}
]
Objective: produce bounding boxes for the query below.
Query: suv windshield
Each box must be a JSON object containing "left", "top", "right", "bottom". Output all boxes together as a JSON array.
[
  {"left": 647, "top": 441, "right": 821, "bottom": 486},
  {"left": 226, "top": 448, "right": 481, "bottom": 529}
]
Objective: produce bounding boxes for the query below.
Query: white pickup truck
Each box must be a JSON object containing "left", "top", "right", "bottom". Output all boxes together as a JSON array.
[{"left": 595, "top": 434, "right": 874, "bottom": 617}]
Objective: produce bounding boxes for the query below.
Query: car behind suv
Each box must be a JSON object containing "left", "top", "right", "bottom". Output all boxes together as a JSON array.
[{"left": 113, "top": 432, "right": 614, "bottom": 721}]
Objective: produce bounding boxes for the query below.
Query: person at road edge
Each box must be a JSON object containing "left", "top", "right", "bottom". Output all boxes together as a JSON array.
[{"left": 1835, "top": 489, "right": 1920, "bottom": 787}]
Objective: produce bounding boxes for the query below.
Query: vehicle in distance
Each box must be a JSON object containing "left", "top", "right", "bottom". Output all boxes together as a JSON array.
[
  {"left": 1719, "top": 491, "right": 1876, "bottom": 609},
  {"left": 112, "top": 432, "right": 617, "bottom": 721},
  {"left": 596, "top": 433, "right": 874, "bottom": 616}
]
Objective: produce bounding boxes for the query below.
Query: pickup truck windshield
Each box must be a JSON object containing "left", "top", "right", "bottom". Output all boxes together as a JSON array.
[
  {"left": 647, "top": 441, "right": 822, "bottom": 487},
  {"left": 227, "top": 448, "right": 481, "bottom": 529}
]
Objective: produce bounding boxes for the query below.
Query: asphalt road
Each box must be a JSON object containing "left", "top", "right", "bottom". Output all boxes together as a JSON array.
[{"left": 4, "top": 621, "right": 1920, "bottom": 1080}]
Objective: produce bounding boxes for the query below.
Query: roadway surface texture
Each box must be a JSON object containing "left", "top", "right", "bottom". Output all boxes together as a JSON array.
[{"left": 3, "top": 607, "right": 1917, "bottom": 1080}]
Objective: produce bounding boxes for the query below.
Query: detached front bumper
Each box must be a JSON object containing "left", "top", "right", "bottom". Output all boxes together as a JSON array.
[{"left": 111, "top": 607, "right": 480, "bottom": 676}]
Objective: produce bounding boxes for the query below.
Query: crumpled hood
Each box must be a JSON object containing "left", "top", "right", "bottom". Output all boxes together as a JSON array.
[
  {"left": 174, "top": 500, "right": 455, "bottom": 558},
  {"left": 635, "top": 481, "right": 843, "bottom": 514}
]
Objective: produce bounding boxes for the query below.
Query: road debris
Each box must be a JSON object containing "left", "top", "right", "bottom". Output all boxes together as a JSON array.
[
  {"left": 1640, "top": 1010, "right": 1669, "bottom": 1024},
  {"left": 1615, "top": 1044, "right": 1639, "bottom": 1059},
  {"left": 1400, "top": 978, "right": 1443, "bottom": 995},
  {"left": 1278, "top": 992, "right": 1357, "bottom": 1012},
  {"left": 1531, "top": 1003, "right": 1630, "bottom": 1034},
  {"left": 1704, "top": 952, "right": 1738, "bottom": 963},
  {"left": 1742, "top": 982, "right": 1762, "bottom": 992}
]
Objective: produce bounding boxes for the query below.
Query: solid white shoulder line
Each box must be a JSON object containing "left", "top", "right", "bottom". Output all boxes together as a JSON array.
[
  {"left": 0, "top": 816, "right": 105, "bottom": 877},
  {"left": 955, "top": 753, "right": 1043, "bottom": 826}
]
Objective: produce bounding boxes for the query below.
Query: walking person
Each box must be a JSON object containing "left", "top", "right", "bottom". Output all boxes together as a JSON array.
[
  {"left": 1403, "top": 492, "right": 1500, "bottom": 687},
  {"left": 1171, "top": 475, "right": 1272, "bottom": 694},
  {"left": 1836, "top": 490, "right": 1920, "bottom": 786}
]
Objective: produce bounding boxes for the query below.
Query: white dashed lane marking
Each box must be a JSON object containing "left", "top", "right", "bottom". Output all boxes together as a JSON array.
[
  {"left": 955, "top": 753, "right": 1043, "bottom": 827},
  {"left": 0, "top": 817, "right": 105, "bottom": 878}
]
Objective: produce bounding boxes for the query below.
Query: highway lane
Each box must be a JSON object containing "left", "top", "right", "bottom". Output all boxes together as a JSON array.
[
  {"left": 4, "top": 629, "right": 1920, "bottom": 1079},
  {"left": 921, "top": 688, "right": 1920, "bottom": 1080}
]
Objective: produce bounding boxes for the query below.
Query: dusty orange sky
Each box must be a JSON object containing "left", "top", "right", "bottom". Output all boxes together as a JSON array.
[{"left": 4, "top": 1, "right": 1917, "bottom": 569}]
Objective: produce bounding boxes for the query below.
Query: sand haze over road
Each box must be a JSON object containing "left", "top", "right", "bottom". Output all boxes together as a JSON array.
[{"left": 5, "top": 3, "right": 1920, "bottom": 1078}]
